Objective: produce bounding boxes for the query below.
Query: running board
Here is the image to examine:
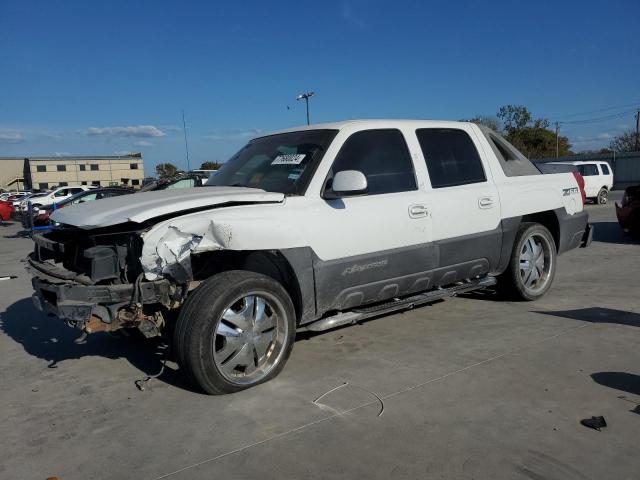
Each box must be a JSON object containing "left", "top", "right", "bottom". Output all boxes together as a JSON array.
[{"left": 305, "top": 276, "right": 496, "bottom": 333}]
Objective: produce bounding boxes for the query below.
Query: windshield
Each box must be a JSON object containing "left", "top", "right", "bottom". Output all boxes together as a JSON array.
[{"left": 206, "top": 129, "right": 338, "bottom": 195}]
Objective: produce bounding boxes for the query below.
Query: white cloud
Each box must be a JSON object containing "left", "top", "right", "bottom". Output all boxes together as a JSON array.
[
  {"left": 85, "top": 125, "right": 166, "bottom": 138},
  {"left": 0, "top": 132, "right": 26, "bottom": 143},
  {"left": 53, "top": 152, "right": 71, "bottom": 157},
  {"left": 114, "top": 150, "right": 133, "bottom": 155},
  {"left": 596, "top": 133, "right": 611, "bottom": 140},
  {"left": 207, "top": 128, "right": 263, "bottom": 141},
  {"left": 134, "top": 140, "right": 153, "bottom": 147}
]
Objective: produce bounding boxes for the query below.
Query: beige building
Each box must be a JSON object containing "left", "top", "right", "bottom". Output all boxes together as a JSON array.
[
  {"left": 20, "top": 153, "right": 145, "bottom": 191},
  {"left": 0, "top": 157, "right": 27, "bottom": 191}
]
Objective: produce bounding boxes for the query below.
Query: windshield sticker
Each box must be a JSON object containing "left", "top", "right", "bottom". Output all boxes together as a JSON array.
[{"left": 272, "top": 154, "right": 306, "bottom": 165}]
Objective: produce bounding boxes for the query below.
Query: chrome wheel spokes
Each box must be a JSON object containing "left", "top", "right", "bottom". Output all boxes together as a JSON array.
[{"left": 213, "top": 294, "right": 284, "bottom": 384}]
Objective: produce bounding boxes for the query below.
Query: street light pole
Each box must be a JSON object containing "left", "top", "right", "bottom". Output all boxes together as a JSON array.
[{"left": 296, "top": 91, "right": 315, "bottom": 125}]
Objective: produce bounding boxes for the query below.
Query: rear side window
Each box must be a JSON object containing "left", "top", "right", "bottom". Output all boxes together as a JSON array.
[
  {"left": 416, "top": 129, "right": 486, "bottom": 188},
  {"left": 600, "top": 164, "right": 610, "bottom": 175},
  {"left": 329, "top": 129, "right": 417, "bottom": 195},
  {"left": 578, "top": 164, "right": 598, "bottom": 176}
]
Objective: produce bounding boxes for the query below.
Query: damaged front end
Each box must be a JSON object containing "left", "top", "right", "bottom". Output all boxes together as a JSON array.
[{"left": 29, "top": 224, "right": 185, "bottom": 339}]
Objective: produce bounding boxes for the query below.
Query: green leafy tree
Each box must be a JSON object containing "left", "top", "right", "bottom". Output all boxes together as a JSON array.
[
  {"left": 507, "top": 127, "right": 572, "bottom": 158},
  {"left": 609, "top": 130, "right": 639, "bottom": 152},
  {"left": 497, "top": 105, "right": 532, "bottom": 132},
  {"left": 155, "top": 162, "right": 178, "bottom": 178},
  {"left": 200, "top": 161, "right": 222, "bottom": 170}
]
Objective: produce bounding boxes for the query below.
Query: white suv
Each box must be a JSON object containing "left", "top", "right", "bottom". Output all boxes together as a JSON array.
[
  {"left": 29, "top": 120, "right": 591, "bottom": 394},
  {"left": 549, "top": 161, "right": 613, "bottom": 204},
  {"left": 30, "top": 185, "right": 95, "bottom": 208}
]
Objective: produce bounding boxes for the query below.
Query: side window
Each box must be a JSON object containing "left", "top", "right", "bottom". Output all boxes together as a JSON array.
[
  {"left": 579, "top": 164, "right": 598, "bottom": 176},
  {"left": 328, "top": 129, "right": 417, "bottom": 195},
  {"left": 166, "top": 178, "right": 196, "bottom": 189},
  {"left": 54, "top": 189, "right": 68, "bottom": 197},
  {"left": 416, "top": 129, "right": 486, "bottom": 188},
  {"left": 600, "top": 164, "right": 610, "bottom": 175}
]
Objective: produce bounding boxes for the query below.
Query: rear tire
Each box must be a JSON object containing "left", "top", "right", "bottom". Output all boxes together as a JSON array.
[
  {"left": 174, "top": 270, "right": 296, "bottom": 394},
  {"left": 597, "top": 188, "right": 608, "bottom": 205},
  {"left": 498, "top": 223, "right": 557, "bottom": 301}
]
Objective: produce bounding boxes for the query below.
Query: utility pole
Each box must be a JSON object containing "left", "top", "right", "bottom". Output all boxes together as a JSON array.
[
  {"left": 635, "top": 110, "right": 640, "bottom": 152},
  {"left": 296, "top": 92, "right": 315, "bottom": 125},
  {"left": 555, "top": 121, "right": 560, "bottom": 158},
  {"left": 182, "top": 110, "right": 191, "bottom": 171}
]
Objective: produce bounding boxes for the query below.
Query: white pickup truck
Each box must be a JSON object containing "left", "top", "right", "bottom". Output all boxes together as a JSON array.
[{"left": 28, "top": 120, "right": 591, "bottom": 394}]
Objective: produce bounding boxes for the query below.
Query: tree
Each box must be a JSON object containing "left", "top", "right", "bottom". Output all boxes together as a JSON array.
[
  {"left": 200, "top": 161, "right": 222, "bottom": 170},
  {"left": 155, "top": 162, "right": 178, "bottom": 178},
  {"left": 507, "top": 127, "right": 572, "bottom": 158},
  {"left": 497, "top": 105, "right": 531, "bottom": 132},
  {"left": 462, "top": 115, "right": 501, "bottom": 132},
  {"left": 609, "top": 130, "right": 639, "bottom": 152}
]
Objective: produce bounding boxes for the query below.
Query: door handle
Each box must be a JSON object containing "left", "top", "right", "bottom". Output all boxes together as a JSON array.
[
  {"left": 408, "top": 204, "right": 428, "bottom": 218},
  {"left": 478, "top": 196, "right": 494, "bottom": 209}
]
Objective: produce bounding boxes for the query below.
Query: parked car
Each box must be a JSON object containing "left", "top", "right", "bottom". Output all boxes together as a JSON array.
[
  {"left": 27, "top": 187, "right": 134, "bottom": 227},
  {"left": 29, "top": 120, "right": 591, "bottom": 394},
  {"left": 139, "top": 172, "right": 210, "bottom": 192},
  {"left": 547, "top": 160, "right": 613, "bottom": 204},
  {"left": 29, "top": 185, "right": 95, "bottom": 208},
  {"left": 616, "top": 185, "right": 640, "bottom": 239},
  {"left": 0, "top": 199, "right": 14, "bottom": 222}
]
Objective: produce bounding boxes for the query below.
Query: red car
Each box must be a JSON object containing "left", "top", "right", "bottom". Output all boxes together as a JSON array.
[
  {"left": 0, "top": 200, "right": 14, "bottom": 222},
  {"left": 616, "top": 185, "right": 640, "bottom": 239}
]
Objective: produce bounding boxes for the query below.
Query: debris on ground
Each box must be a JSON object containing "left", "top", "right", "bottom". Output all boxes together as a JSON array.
[{"left": 580, "top": 416, "right": 607, "bottom": 431}]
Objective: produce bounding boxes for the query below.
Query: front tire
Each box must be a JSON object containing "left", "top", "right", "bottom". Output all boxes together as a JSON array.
[
  {"left": 499, "top": 223, "right": 557, "bottom": 301},
  {"left": 174, "top": 270, "right": 296, "bottom": 394}
]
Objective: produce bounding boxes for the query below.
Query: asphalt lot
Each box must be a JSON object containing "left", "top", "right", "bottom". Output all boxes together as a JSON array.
[{"left": 1, "top": 192, "right": 638, "bottom": 480}]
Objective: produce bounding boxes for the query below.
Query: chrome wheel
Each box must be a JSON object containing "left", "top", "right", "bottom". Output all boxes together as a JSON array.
[
  {"left": 597, "top": 189, "right": 608, "bottom": 204},
  {"left": 213, "top": 293, "right": 288, "bottom": 385},
  {"left": 519, "top": 233, "right": 553, "bottom": 294}
]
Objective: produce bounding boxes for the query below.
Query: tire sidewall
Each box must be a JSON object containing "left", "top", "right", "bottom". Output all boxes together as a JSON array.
[
  {"left": 177, "top": 271, "right": 296, "bottom": 394},
  {"left": 510, "top": 224, "right": 557, "bottom": 301}
]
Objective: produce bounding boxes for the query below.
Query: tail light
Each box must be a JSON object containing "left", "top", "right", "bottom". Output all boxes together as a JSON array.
[{"left": 572, "top": 172, "right": 586, "bottom": 205}]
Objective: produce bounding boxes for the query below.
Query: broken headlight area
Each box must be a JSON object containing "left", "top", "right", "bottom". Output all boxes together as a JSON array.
[{"left": 29, "top": 225, "right": 187, "bottom": 339}]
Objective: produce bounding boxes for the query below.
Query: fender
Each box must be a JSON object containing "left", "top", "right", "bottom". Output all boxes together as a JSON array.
[{"left": 139, "top": 202, "right": 308, "bottom": 281}]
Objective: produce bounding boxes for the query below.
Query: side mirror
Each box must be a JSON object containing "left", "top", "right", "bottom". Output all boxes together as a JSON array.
[{"left": 327, "top": 170, "right": 368, "bottom": 198}]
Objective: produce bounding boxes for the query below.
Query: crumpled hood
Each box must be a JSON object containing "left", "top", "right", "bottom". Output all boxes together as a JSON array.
[{"left": 51, "top": 187, "right": 285, "bottom": 229}]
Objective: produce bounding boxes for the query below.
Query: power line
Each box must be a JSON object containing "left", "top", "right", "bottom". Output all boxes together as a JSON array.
[
  {"left": 559, "top": 109, "right": 638, "bottom": 125},
  {"left": 552, "top": 101, "right": 640, "bottom": 120}
]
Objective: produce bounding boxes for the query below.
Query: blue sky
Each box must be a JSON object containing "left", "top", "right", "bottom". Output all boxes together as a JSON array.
[{"left": 1, "top": 0, "right": 638, "bottom": 175}]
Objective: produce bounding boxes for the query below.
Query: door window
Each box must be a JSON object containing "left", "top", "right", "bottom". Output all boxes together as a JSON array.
[
  {"left": 327, "top": 129, "right": 417, "bottom": 195},
  {"left": 54, "top": 189, "right": 68, "bottom": 197},
  {"left": 416, "top": 129, "right": 486, "bottom": 188},
  {"left": 600, "top": 164, "right": 610, "bottom": 175},
  {"left": 578, "top": 164, "right": 598, "bottom": 176}
]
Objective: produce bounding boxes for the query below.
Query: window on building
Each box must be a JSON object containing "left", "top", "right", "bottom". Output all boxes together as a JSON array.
[
  {"left": 81, "top": 181, "right": 87, "bottom": 185},
  {"left": 130, "top": 163, "right": 138, "bottom": 169},
  {"left": 131, "top": 179, "right": 140, "bottom": 186},
  {"left": 57, "top": 165, "right": 66, "bottom": 172},
  {"left": 416, "top": 128, "right": 486, "bottom": 188},
  {"left": 79, "top": 164, "right": 86, "bottom": 171},
  {"left": 38, "top": 182, "right": 48, "bottom": 190},
  {"left": 92, "top": 180, "right": 101, "bottom": 186},
  {"left": 36, "top": 165, "right": 46, "bottom": 172},
  {"left": 326, "top": 129, "right": 417, "bottom": 196},
  {"left": 121, "top": 178, "right": 129, "bottom": 185},
  {"left": 90, "top": 164, "right": 99, "bottom": 171},
  {"left": 58, "top": 182, "right": 68, "bottom": 187}
]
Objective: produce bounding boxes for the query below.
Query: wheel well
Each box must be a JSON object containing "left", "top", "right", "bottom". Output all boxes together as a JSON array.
[
  {"left": 190, "top": 250, "right": 303, "bottom": 323},
  {"left": 521, "top": 210, "right": 560, "bottom": 251}
]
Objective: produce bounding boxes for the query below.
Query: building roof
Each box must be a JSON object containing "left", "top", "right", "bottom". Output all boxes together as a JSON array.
[{"left": 0, "top": 153, "right": 142, "bottom": 161}]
